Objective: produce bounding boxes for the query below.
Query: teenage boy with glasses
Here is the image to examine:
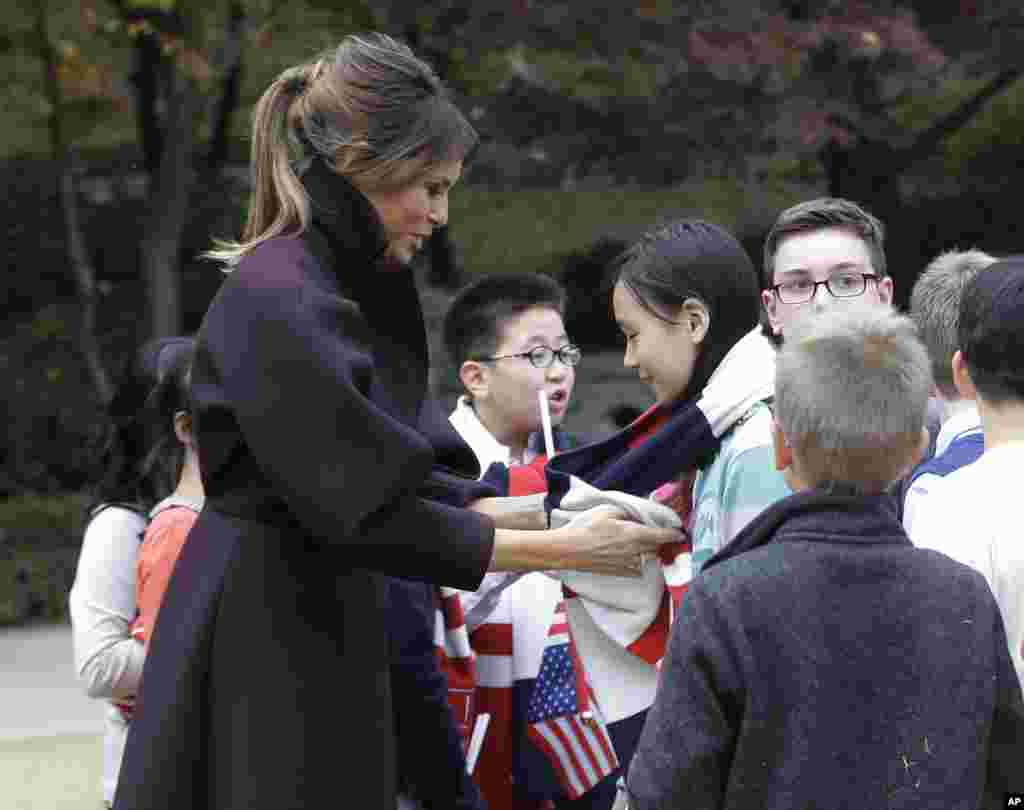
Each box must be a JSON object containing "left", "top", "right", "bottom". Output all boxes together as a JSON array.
[
  {"left": 755, "top": 198, "right": 935, "bottom": 508},
  {"left": 760, "top": 197, "right": 894, "bottom": 345}
]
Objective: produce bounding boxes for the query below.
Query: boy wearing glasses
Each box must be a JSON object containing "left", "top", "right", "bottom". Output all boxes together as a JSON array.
[
  {"left": 760, "top": 197, "right": 894, "bottom": 345},
  {"left": 626, "top": 303, "right": 1023, "bottom": 810},
  {"left": 445, "top": 272, "right": 581, "bottom": 469},
  {"left": 440, "top": 272, "right": 582, "bottom": 810}
]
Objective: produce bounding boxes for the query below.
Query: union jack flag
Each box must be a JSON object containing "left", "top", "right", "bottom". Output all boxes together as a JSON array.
[{"left": 526, "top": 600, "right": 619, "bottom": 799}]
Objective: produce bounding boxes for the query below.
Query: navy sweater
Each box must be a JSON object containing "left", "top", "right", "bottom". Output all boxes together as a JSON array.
[{"left": 628, "top": 489, "right": 1024, "bottom": 810}]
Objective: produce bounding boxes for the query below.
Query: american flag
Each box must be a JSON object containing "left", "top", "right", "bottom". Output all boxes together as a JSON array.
[
  {"left": 526, "top": 600, "right": 619, "bottom": 799},
  {"left": 435, "top": 577, "right": 562, "bottom": 810}
]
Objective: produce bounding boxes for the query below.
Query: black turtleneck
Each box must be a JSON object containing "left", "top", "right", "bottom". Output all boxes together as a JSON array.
[
  {"left": 300, "top": 158, "right": 430, "bottom": 425},
  {"left": 300, "top": 156, "right": 389, "bottom": 267}
]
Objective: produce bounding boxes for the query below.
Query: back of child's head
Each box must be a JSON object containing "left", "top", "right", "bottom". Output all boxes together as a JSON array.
[
  {"left": 774, "top": 303, "right": 931, "bottom": 494},
  {"left": 910, "top": 248, "right": 997, "bottom": 399},
  {"left": 443, "top": 272, "right": 567, "bottom": 368},
  {"left": 612, "top": 220, "right": 760, "bottom": 401},
  {"left": 958, "top": 256, "right": 1024, "bottom": 405},
  {"left": 88, "top": 336, "right": 196, "bottom": 515}
]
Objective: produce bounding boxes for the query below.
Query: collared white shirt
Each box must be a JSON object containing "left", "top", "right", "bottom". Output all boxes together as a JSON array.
[
  {"left": 933, "top": 401, "right": 982, "bottom": 459},
  {"left": 910, "top": 441, "right": 1024, "bottom": 687},
  {"left": 902, "top": 402, "right": 982, "bottom": 535},
  {"left": 448, "top": 395, "right": 541, "bottom": 472},
  {"left": 447, "top": 395, "right": 554, "bottom": 632}
]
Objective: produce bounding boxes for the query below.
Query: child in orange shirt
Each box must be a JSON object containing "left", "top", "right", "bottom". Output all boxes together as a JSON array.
[{"left": 129, "top": 353, "right": 203, "bottom": 652}]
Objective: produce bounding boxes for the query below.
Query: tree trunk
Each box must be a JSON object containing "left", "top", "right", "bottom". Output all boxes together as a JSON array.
[
  {"left": 207, "top": 1, "right": 246, "bottom": 173},
  {"left": 36, "top": 0, "right": 113, "bottom": 403},
  {"left": 62, "top": 165, "right": 114, "bottom": 404},
  {"left": 141, "top": 65, "right": 199, "bottom": 338},
  {"left": 819, "top": 137, "right": 903, "bottom": 222},
  {"left": 131, "top": 31, "right": 165, "bottom": 176}
]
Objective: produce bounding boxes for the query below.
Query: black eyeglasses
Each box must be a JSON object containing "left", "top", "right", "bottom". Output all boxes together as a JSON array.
[
  {"left": 770, "top": 272, "right": 879, "bottom": 305},
  {"left": 478, "top": 344, "right": 583, "bottom": 369}
]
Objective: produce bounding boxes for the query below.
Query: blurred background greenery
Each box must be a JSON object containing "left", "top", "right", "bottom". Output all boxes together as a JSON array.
[{"left": 2, "top": 0, "right": 1023, "bottom": 622}]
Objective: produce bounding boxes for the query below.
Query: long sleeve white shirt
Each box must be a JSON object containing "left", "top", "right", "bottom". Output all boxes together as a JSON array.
[
  {"left": 69, "top": 505, "right": 147, "bottom": 698},
  {"left": 68, "top": 504, "right": 147, "bottom": 803}
]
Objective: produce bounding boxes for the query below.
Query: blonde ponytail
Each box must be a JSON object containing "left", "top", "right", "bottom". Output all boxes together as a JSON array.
[
  {"left": 205, "top": 63, "right": 316, "bottom": 266},
  {"left": 205, "top": 33, "right": 477, "bottom": 268}
]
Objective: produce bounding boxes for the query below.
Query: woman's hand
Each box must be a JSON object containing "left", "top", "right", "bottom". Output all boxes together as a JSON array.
[
  {"left": 488, "top": 506, "right": 684, "bottom": 577},
  {"left": 554, "top": 506, "right": 685, "bottom": 577}
]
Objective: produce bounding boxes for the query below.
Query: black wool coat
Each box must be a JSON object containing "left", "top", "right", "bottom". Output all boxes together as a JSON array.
[
  {"left": 627, "top": 489, "right": 1024, "bottom": 810},
  {"left": 113, "top": 159, "right": 496, "bottom": 810}
]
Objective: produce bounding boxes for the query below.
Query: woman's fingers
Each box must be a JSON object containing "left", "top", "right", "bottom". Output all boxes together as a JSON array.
[
  {"left": 573, "top": 517, "right": 686, "bottom": 577},
  {"left": 626, "top": 522, "right": 686, "bottom": 552}
]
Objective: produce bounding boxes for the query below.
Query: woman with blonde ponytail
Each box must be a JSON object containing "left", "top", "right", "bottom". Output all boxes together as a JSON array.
[{"left": 113, "top": 33, "right": 680, "bottom": 810}]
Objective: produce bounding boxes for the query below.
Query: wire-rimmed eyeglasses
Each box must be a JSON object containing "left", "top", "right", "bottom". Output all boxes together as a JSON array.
[
  {"left": 477, "top": 344, "right": 583, "bottom": 369},
  {"left": 770, "top": 272, "right": 879, "bottom": 305}
]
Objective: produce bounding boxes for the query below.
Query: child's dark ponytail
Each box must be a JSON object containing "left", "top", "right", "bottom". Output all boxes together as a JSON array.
[{"left": 86, "top": 337, "right": 196, "bottom": 519}]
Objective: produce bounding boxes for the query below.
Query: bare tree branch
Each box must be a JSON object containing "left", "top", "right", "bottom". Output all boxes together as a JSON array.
[{"left": 902, "top": 66, "right": 1022, "bottom": 167}]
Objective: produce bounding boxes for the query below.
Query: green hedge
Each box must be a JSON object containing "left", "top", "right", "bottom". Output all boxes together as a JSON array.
[
  {"left": 0, "top": 550, "right": 78, "bottom": 625},
  {"left": 0, "top": 493, "right": 88, "bottom": 625},
  {"left": 448, "top": 179, "right": 806, "bottom": 278},
  {"left": 0, "top": 493, "right": 89, "bottom": 541}
]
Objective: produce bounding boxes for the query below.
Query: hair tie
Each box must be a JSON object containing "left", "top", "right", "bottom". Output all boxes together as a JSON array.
[{"left": 283, "top": 75, "right": 309, "bottom": 98}]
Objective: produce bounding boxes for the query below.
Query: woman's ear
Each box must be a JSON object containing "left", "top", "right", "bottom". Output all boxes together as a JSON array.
[
  {"left": 459, "top": 360, "right": 488, "bottom": 401},
  {"left": 680, "top": 299, "right": 710, "bottom": 345}
]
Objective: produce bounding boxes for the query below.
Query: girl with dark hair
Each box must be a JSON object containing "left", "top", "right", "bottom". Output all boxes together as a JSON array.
[
  {"left": 606, "top": 220, "right": 791, "bottom": 563},
  {"left": 69, "top": 336, "right": 195, "bottom": 807},
  {"left": 113, "top": 33, "right": 678, "bottom": 810},
  {"left": 523, "top": 221, "right": 791, "bottom": 809}
]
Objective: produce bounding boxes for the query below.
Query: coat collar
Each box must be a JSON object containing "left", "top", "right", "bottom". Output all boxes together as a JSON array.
[
  {"left": 703, "top": 487, "right": 907, "bottom": 573},
  {"left": 298, "top": 157, "right": 430, "bottom": 424},
  {"left": 300, "top": 157, "right": 389, "bottom": 272}
]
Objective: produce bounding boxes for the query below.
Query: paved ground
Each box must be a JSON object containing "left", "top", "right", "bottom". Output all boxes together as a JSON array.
[{"left": 1, "top": 622, "right": 106, "bottom": 810}]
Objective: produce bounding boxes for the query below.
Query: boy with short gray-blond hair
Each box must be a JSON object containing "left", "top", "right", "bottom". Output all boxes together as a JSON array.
[
  {"left": 626, "top": 303, "right": 1023, "bottom": 810},
  {"left": 901, "top": 248, "right": 997, "bottom": 532}
]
